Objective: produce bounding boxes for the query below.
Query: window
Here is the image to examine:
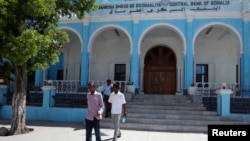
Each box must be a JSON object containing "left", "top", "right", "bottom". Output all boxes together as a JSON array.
[
  {"left": 114, "top": 64, "right": 126, "bottom": 81},
  {"left": 236, "top": 65, "right": 238, "bottom": 83},
  {"left": 196, "top": 64, "right": 208, "bottom": 83},
  {"left": 57, "top": 70, "right": 63, "bottom": 80}
]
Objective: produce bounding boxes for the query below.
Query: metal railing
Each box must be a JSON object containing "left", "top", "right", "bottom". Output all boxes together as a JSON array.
[
  {"left": 185, "top": 82, "right": 250, "bottom": 113},
  {"left": 89, "top": 80, "right": 129, "bottom": 94},
  {"left": 44, "top": 80, "right": 81, "bottom": 93},
  {"left": 195, "top": 82, "right": 240, "bottom": 96},
  {"left": 6, "top": 81, "right": 248, "bottom": 112},
  {"left": 43, "top": 80, "right": 129, "bottom": 94}
]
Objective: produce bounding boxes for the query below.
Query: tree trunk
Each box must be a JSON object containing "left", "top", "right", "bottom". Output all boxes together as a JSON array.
[{"left": 9, "top": 66, "right": 30, "bottom": 135}]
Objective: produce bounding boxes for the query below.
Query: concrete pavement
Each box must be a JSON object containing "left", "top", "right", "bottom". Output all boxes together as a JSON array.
[{"left": 0, "top": 120, "right": 208, "bottom": 141}]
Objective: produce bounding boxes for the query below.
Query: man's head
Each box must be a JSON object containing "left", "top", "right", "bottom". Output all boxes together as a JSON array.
[
  {"left": 112, "top": 83, "right": 119, "bottom": 93},
  {"left": 107, "top": 79, "right": 111, "bottom": 85},
  {"left": 88, "top": 81, "right": 96, "bottom": 94}
]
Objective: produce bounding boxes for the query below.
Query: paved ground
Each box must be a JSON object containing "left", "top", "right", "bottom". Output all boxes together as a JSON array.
[{"left": 0, "top": 120, "right": 208, "bottom": 141}]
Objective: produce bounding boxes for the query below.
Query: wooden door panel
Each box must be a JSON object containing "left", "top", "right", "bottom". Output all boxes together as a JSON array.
[
  {"left": 164, "top": 72, "right": 176, "bottom": 94},
  {"left": 144, "top": 46, "right": 176, "bottom": 94},
  {"left": 151, "top": 86, "right": 161, "bottom": 93},
  {"left": 144, "top": 71, "right": 161, "bottom": 93},
  {"left": 150, "top": 72, "right": 161, "bottom": 84},
  {"left": 144, "top": 71, "right": 175, "bottom": 94}
]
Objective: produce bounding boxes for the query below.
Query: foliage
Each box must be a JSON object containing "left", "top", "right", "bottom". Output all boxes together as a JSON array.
[
  {"left": 0, "top": 0, "right": 98, "bottom": 72},
  {"left": 0, "top": 0, "right": 98, "bottom": 135}
]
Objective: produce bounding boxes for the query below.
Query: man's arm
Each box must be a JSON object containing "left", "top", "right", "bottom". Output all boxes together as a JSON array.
[
  {"left": 98, "top": 94, "right": 104, "bottom": 115},
  {"left": 122, "top": 104, "right": 127, "bottom": 117}
]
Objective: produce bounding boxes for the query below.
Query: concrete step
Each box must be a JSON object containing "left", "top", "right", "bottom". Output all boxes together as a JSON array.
[
  {"left": 127, "top": 108, "right": 217, "bottom": 116},
  {"left": 105, "top": 94, "right": 248, "bottom": 133},
  {"left": 126, "top": 104, "right": 206, "bottom": 111},
  {"left": 132, "top": 96, "right": 192, "bottom": 102},
  {"left": 100, "top": 121, "right": 208, "bottom": 133},
  {"left": 101, "top": 117, "right": 247, "bottom": 128},
  {"left": 126, "top": 113, "right": 219, "bottom": 120},
  {"left": 101, "top": 116, "right": 247, "bottom": 134},
  {"left": 133, "top": 95, "right": 191, "bottom": 100},
  {"left": 127, "top": 101, "right": 202, "bottom": 106}
]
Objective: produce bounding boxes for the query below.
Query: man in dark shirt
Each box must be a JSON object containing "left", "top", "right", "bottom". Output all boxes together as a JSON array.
[{"left": 102, "top": 79, "right": 113, "bottom": 117}]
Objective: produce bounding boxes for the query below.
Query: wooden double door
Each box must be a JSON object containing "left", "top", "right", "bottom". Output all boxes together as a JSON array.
[{"left": 143, "top": 46, "right": 176, "bottom": 94}]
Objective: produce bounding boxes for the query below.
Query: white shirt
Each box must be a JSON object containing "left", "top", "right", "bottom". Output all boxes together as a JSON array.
[{"left": 108, "top": 91, "right": 126, "bottom": 114}]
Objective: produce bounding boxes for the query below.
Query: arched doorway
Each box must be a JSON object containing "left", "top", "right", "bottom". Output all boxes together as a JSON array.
[{"left": 144, "top": 46, "right": 177, "bottom": 94}]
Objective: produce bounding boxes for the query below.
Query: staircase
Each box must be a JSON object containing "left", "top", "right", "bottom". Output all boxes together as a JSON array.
[{"left": 100, "top": 94, "right": 248, "bottom": 133}]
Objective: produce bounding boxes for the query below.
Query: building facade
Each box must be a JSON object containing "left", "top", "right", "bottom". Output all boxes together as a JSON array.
[{"left": 34, "top": 0, "right": 250, "bottom": 95}]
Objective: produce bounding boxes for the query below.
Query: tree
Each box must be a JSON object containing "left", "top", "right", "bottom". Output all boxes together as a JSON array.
[{"left": 0, "top": 0, "right": 98, "bottom": 135}]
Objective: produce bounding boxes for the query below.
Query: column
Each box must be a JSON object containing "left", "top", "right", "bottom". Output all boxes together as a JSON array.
[
  {"left": 80, "top": 18, "right": 90, "bottom": 87},
  {"left": 241, "top": 13, "right": 250, "bottom": 89},
  {"left": 216, "top": 89, "right": 233, "bottom": 116},
  {"left": 130, "top": 14, "right": 140, "bottom": 89},
  {"left": 184, "top": 11, "right": 194, "bottom": 89},
  {"left": 35, "top": 70, "right": 43, "bottom": 86},
  {"left": 41, "top": 86, "right": 56, "bottom": 108}
]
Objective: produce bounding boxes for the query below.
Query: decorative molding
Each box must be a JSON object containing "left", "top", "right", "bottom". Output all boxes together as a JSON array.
[
  {"left": 83, "top": 14, "right": 90, "bottom": 26},
  {"left": 243, "top": 12, "right": 250, "bottom": 21},
  {"left": 132, "top": 13, "right": 140, "bottom": 24},
  {"left": 41, "top": 86, "right": 56, "bottom": 90},
  {"left": 186, "top": 11, "right": 194, "bottom": 22},
  {"left": 58, "top": 11, "right": 243, "bottom": 24},
  {"left": 83, "top": 18, "right": 90, "bottom": 26},
  {"left": 194, "top": 11, "right": 241, "bottom": 19}
]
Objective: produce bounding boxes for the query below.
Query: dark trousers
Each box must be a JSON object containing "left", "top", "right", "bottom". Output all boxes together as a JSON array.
[
  {"left": 85, "top": 118, "right": 101, "bottom": 141},
  {"left": 103, "top": 95, "right": 111, "bottom": 117}
]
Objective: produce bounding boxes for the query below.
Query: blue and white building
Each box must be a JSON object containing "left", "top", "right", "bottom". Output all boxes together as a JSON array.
[
  {"left": 2, "top": 0, "right": 250, "bottom": 125},
  {"left": 35, "top": 0, "right": 250, "bottom": 95}
]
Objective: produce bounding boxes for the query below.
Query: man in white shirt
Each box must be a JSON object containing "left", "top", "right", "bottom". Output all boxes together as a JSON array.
[{"left": 108, "top": 83, "right": 127, "bottom": 141}]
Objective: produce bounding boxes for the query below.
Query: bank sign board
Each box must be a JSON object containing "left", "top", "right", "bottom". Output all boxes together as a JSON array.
[{"left": 90, "top": 0, "right": 243, "bottom": 16}]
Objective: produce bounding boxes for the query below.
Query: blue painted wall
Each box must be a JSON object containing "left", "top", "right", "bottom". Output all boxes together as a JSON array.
[{"left": 1, "top": 85, "right": 250, "bottom": 123}]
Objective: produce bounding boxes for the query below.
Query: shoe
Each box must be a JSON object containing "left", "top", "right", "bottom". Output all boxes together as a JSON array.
[
  {"left": 117, "top": 132, "right": 121, "bottom": 138},
  {"left": 104, "top": 113, "right": 109, "bottom": 118}
]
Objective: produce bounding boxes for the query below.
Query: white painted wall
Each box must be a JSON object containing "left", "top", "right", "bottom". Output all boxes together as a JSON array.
[
  {"left": 86, "top": 25, "right": 240, "bottom": 93},
  {"left": 62, "top": 35, "right": 81, "bottom": 80},
  {"left": 90, "top": 38, "right": 130, "bottom": 81},
  {"left": 195, "top": 32, "right": 240, "bottom": 84}
]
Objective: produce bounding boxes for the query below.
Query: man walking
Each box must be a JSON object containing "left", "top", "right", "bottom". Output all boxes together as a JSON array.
[
  {"left": 108, "top": 83, "right": 127, "bottom": 141},
  {"left": 85, "top": 82, "right": 104, "bottom": 141},
  {"left": 102, "top": 79, "right": 113, "bottom": 118}
]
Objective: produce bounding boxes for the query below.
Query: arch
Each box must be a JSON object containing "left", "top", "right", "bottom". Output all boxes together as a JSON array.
[
  {"left": 138, "top": 23, "right": 186, "bottom": 55},
  {"left": 193, "top": 22, "right": 242, "bottom": 85},
  {"left": 88, "top": 25, "right": 132, "bottom": 54},
  {"left": 58, "top": 27, "right": 82, "bottom": 80},
  {"left": 88, "top": 24, "right": 131, "bottom": 82},
  {"left": 59, "top": 27, "right": 83, "bottom": 51},
  {"left": 193, "top": 22, "right": 243, "bottom": 54}
]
